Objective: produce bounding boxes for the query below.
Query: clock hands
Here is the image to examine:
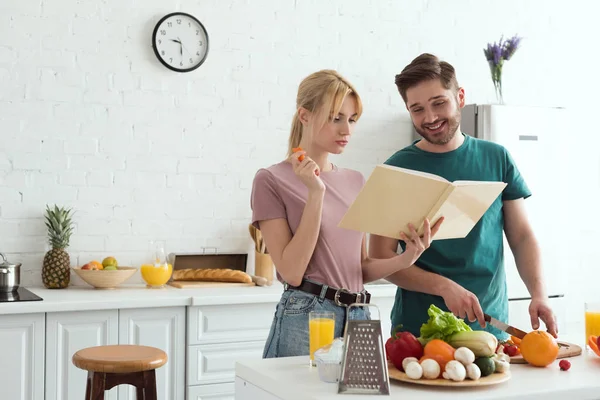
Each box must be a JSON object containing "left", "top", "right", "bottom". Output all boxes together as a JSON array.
[{"left": 170, "top": 38, "right": 183, "bottom": 56}]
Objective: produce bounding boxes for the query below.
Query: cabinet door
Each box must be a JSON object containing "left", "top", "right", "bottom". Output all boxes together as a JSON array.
[
  {"left": 188, "top": 341, "right": 266, "bottom": 386},
  {"left": 188, "top": 382, "right": 234, "bottom": 400},
  {"left": 0, "top": 313, "right": 45, "bottom": 400},
  {"left": 46, "top": 310, "right": 119, "bottom": 400},
  {"left": 118, "top": 307, "right": 186, "bottom": 400}
]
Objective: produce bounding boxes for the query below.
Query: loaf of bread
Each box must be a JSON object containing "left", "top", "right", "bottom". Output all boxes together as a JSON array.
[{"left": 172, "top": 268, "right": 252, "bottom": 283}]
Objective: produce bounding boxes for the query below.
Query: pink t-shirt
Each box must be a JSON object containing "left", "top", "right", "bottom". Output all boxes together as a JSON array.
[{"left": 250, "top": 161, "right": 365, "bottom": 292}]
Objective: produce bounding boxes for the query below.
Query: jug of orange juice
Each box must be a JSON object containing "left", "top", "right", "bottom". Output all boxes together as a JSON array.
[{"left": 141, "top": 241, "right": 173, "bottom": 289}]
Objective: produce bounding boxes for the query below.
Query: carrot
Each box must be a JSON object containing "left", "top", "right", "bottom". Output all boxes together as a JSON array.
[
  {"left": 292, "top": 147, "right": 305, "bottom": 161},
  {"left": 510, "top": 336, "right": 522, "bottom": 346},
  {"left": 291, "top": 146, "right": 319, "bottom": 176}
]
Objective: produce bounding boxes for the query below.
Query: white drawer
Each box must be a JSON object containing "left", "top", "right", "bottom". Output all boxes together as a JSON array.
[
  {"left": 188, "top": 303, "right": 276, "bottom": 345},
  {"left": 188, "top": 382, "right": 234, "bottom": 400},
  {"left": 188, "top": 341, "right": 266, "bottom": 385}
]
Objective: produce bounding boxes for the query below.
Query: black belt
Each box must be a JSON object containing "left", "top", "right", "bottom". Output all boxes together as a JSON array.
[{"left": 285, "top": 280, "right": 371, "bottom": 307}]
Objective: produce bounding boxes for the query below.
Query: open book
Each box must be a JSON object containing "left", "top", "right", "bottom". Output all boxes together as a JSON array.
[{"left": 338, "top": 165, "right": 507, "bottom": 240}]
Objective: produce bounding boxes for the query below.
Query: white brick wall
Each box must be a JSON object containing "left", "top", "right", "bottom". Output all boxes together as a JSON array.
[{"left": 0, "top": 0, "right": 598, "bottom": 311}]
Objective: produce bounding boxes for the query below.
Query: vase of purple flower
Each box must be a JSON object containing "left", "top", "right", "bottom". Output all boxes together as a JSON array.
[{"left": 484, "top": 35, "right": 522, "bottom": 105}]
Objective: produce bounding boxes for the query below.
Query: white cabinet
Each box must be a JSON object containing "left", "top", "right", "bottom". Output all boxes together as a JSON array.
[
  {"left": 0, "top": 313, "right": 45, "bottom": 400},
  {"left": 188, "top": 341, "right": 266, "bottom": 385},
  {"left": 188, "top": 382, "right": 235, "bottom": 400},
  {"left": 45, "top": 307, "right": 186, "bottom": 400},
  {"left": 45, "top": 310, "right": 119, "bottom": 400},
  {"left": 188, "top": 302, "right": 275, "bottom": 345},
  {"left": 118, "top": 307, "right": 186, "bottom": 400},
  {"left": 187, "top": 303, "right": 274, "bottom": 394}
]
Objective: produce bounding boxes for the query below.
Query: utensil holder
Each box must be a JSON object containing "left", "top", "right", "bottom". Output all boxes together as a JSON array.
[{"left": 254, "top": 251, "right": 273, "bottom": 285}]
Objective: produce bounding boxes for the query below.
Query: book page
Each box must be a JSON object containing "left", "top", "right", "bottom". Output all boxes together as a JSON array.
[
  {"left": 338, "top": 165, "right": 450, "bottom": 239},
  {"left": 378, "top": 164, "right": 449, "bottom": 183},
  {"left": 453, "top": 180, "right": 505, "bottom": 185},
  {"left": 432, "top": 181, "right": 507, "bottom": 239}
]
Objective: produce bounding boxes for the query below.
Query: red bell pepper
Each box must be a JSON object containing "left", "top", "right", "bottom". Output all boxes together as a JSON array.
[{"left": 386, "top": 325, "right": 424, "bottom": 371}]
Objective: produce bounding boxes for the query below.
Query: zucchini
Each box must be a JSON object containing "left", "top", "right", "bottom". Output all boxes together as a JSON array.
[{"left": 447, "top": 331, "right": 498, "bottom": 357}]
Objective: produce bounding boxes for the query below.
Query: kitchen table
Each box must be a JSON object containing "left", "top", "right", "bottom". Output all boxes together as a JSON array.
[{"left": 235, "top": 338, "right": 600, "bottom": 400}]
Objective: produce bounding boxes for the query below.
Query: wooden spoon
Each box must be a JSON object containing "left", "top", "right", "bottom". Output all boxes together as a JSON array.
[{"left": 248, "top": 224, "right": 260, "bottom": 252}]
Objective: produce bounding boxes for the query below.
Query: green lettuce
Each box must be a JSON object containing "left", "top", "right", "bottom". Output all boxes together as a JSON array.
[{"left": 419, "top": 304, "right": 472, "bottom": 344}]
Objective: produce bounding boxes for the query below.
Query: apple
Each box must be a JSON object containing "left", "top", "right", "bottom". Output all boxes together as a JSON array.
[
  {"left": 103, "top": 266, "right": 117, "bottom": 271},
  {"left": 81, "top": 263, "right": 91, "bottom": 270}
]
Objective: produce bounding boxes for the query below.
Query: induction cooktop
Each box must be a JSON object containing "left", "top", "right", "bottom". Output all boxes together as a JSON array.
[{"left": 0, "top": 287, "right": 43, "bottom": 302}]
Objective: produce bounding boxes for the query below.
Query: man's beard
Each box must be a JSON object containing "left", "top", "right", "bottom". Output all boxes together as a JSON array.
[{"left": 414, "top": 110, "right": 461, "bottom": 146}]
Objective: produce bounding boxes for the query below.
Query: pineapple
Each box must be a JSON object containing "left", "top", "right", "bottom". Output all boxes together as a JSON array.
[{"left": 42, "top": 205, "right": 74, "bottom": 289}]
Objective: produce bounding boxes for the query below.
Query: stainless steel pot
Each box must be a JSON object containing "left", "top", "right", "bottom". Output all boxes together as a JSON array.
[{"left": 0, "top": 252, "right": 21, "bottom": 293}]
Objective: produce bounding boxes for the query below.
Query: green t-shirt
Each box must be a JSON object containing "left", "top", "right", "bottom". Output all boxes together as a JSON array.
[{"left": 385, "top": 133, "right": 531, "bottom": 339}]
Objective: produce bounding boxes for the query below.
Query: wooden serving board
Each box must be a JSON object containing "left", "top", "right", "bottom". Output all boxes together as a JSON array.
[
  {"left": 509, "top": 341, "right": 582, "bottom": 364},
  {"left": 167, "top": 281, "right": 255, "bottom": 288},
  {"left": 388, "top": 363, "right": 510, "bottom": 387}
]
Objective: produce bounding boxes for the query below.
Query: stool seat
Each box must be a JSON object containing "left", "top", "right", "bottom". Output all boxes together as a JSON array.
[{"left": 72, "top": 344, "right": 167, "bottom": 374}]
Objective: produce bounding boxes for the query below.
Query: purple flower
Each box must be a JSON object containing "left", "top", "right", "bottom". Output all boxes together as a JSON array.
[
  {"left": 484, "top": 35, "right": 522, "bottom": 65},
  {"left": 502, "top": 36, "right": 521, "bottom": 60}
]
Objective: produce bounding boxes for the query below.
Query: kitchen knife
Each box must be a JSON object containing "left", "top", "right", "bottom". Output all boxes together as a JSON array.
[{"left": 484, "top": 314, "right": 527, "bottom": 339}]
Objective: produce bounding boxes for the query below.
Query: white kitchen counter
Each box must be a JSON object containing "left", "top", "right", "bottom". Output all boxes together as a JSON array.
[
  {"left": 235, "top": 338, "right": 600, "bottom": 400},
  {"left": 0, "top": 282, "right": 398, "bottom": 314}
]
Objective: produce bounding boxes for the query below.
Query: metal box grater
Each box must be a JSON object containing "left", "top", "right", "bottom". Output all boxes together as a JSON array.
[{"left": 338, "top": 303, "right": 390, "bottom": 395}]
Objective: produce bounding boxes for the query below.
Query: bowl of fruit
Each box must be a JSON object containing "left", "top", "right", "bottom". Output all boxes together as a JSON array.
[{"left": 72, "top": 257, "right": 137, "bottom": 289}]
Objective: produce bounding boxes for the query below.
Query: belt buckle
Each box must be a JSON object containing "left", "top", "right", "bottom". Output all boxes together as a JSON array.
[
  {"left": 355, "top": 292, "right": 363, "bottom": 304},
  {"left": 334, "top": 288, "right": 351, "bottom": 307}
]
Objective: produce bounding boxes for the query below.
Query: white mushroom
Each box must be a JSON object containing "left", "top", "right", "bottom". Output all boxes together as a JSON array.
[
  {"left": 454, "top": 347, "right": 475, "bottom": 365},
  {"left": 402, "top": 357, "right": 419, "bottom": 371},
  {"left": 420, "top": 359, "right": 441, "bottom": 380},
  {"left": 494, "top": 353, "right": 511, "bottom": 363},
  {"left": 466, "top": 363, "right": 481, "bottom": 380},
  {"left": 493, "top": 358, "right": 510, "bottom": 373},
  {"left": 444, "top": 360, "right": 466, "bottom": 382},
  {"left": 405, "top": 361, "right": 423, "bottom": 380}
]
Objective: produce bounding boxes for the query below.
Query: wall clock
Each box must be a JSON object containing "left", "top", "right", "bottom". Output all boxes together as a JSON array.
[{"left": 152, "top": 12, "right": 209, "bottom": 73}]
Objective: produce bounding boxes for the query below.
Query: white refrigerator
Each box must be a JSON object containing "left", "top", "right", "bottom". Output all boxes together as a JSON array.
[{"left": 413, "top": 104, "right": 570, "bottom": 333}]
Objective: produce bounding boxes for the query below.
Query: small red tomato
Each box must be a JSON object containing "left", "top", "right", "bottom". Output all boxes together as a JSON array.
[
  {"left": 504, "top": 345, "right": 518, "bottom": 357},
  {"left": 559, "top": 359, "right": 571, "bottom": 371}
]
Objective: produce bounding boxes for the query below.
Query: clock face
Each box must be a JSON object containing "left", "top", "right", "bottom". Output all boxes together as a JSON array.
[{"left": 152, "top": 12, "right": 209, "bottom": 73}]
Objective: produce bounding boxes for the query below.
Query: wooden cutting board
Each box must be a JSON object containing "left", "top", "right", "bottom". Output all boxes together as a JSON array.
[
  {"left": 509, "top": 341, "right": 582, "bottom": 364},
  {"left": 168, "top": 281, "right": 255, "bottom": 288}
]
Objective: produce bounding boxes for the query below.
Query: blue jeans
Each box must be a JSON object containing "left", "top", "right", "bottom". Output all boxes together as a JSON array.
[{"left": 262, "top": 285, "right": 370, "bottom": 359}]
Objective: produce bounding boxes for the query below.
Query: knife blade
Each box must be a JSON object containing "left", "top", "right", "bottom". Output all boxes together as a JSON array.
[{"left": 484, "top": 314, "right": 527, "bottom": 339}]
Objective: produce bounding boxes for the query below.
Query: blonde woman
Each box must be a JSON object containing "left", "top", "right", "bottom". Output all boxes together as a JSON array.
[{"left": 251, "top": 70, "right": 443, "bottom": 359}]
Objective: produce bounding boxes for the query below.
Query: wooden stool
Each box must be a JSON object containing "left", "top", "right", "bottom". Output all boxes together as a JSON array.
[{"left": 72, "top": 344, "right": 168, "bottom": 400}]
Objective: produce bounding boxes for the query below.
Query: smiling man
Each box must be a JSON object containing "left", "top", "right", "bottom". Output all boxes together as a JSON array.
[{"left": 369, "top": 53, "right": 558, "bottom": 340}]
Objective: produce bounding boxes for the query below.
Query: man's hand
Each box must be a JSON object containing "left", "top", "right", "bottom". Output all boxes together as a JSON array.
[
  {"left": 529, "top": 298, "right": 558, "bottom": 338},
  {"left": 441, "top": 281, "right": 487, "bottom": 329}
]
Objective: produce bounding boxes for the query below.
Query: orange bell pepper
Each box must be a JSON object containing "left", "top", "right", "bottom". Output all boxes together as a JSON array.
[{"left": 589, "top": 335, "right": 600, "bottom": 357}]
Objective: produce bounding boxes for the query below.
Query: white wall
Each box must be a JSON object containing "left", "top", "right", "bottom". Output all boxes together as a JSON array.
[{"left": 0, "top": 0, "right": 598, "bottom": 322}]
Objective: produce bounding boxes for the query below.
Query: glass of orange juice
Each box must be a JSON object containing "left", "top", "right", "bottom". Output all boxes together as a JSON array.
[
  {"left": 141, "top": 240, "right": 173, "bottom": 289},
  {"left": 309, "top": 311, "right": 335, "bottom": 367},
  {"left": 585, "top": 303, "right": 600, "bottom": 349}
]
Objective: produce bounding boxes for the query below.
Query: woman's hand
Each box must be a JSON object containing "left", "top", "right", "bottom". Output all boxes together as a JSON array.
[
  {"left": 289, "top": 151, "right": 325, "bottom": 193},
  {"left": 399, "top": 217, "right": 444, "bottom": 265}
]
